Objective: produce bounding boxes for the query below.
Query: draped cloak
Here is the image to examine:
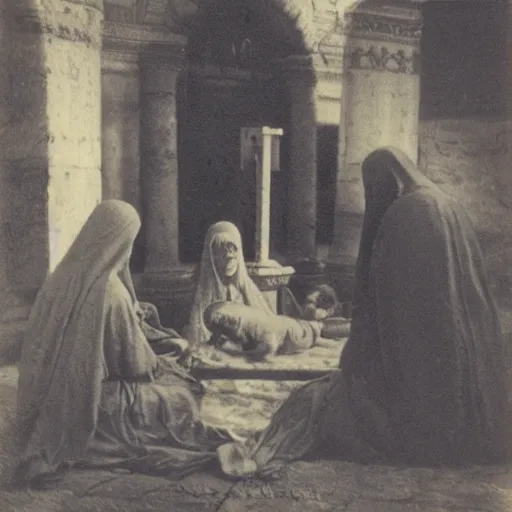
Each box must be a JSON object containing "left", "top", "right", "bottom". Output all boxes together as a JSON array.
[
  {"left": 216, "top": 147, "right": 512, "bottom": 476},
  {"left": 16, "top": 200, "right": 233, "bottom": 485},
  {"left": 339, "top": 147, "right": 511, "bottom": 465}
]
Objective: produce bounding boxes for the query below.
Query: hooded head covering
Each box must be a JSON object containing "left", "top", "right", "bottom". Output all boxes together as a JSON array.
[
  {"left": 188, "top": 221, "right": 272, "bottom": 346},
  {"left": 340, "top": 147, "right": 511, "bottom": 465},
  {"left": 17, "top": 200, "right": 141, "bottom": 467}
]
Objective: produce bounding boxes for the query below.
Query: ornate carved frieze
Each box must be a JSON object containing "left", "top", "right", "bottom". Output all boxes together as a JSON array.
[
  {"left": 246, "top": 263, "right": 295, "bottom": 292},
  {"left": 12, "top": 5, "right": 103, "bottom": 48},
  {"left": 103, "top": 20, "right": 187, "bottom": 53},
  {"left": 250, "top": 273, "right": 293, "bottom": 292},
  {"left": 102, "top": 21, "right": 187, "bottom": 76},
  {"left": 11, "top": 0, "right": 105, "bottom": 50},
  {"left": 344, "top": 7, "right": 422, "bottom": 47},
  {"left": 345, "top": 43, "right": 420, "bottom": 75}
]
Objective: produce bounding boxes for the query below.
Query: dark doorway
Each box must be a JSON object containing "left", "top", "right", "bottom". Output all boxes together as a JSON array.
[
  {"left": 316, "top": 125, "right": 338, "bottom": 245},
  {"left": 177, "top": 0, "right": 308, "bottom": 264}
]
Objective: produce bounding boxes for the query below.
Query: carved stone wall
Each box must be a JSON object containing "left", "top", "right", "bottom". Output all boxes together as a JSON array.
[
  {"left": 417, "top": 1, "right": 511, "bottom": 301},
  {"left": 419, "top": 119, "right": 512, "bottom": 299}
]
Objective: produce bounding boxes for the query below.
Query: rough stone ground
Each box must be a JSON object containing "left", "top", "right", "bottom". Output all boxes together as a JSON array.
[{"left": 0, "top": 306, "right": 511, "bottom": 511}]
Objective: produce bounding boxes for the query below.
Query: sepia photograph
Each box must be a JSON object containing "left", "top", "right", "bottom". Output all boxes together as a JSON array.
[{"left": 0, "top": 0, "right": 511, "bottom": 510}]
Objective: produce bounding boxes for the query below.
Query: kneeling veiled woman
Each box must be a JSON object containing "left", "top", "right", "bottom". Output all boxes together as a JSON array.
[
  {"left": 217, "top": 147, "right": 511, "bottom": 476},
  {"left": 16, "top": 200, "right": 235, "bottom": 486}
]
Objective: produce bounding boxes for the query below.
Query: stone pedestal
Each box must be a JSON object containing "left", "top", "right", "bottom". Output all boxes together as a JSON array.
[
  {"left": 135, "top": 38, "right": 193, "bottom": 326},
  {"left": 134, "top": 266, "right": 196, "bottom": 331},
  {"left": 101, "top": 41, "right": 141, "bottom": 210},
  {"left": 278, "top": 55, "right": 318, "bottom": 263},
  {"left": 140, "top": 49, "right": 185, "bottom": 273},
  {"left": 246, "top": 262, "right": 295, "bottom": 315},
  {"left": 327, "top": 4, "right": 422, "bottom": 297}
]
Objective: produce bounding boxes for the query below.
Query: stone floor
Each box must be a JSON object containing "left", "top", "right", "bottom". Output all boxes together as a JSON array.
[
  {"left": 4, "top": 457, "right": 512, "bottom": 512},
  {"left": 0, "top": 304, "right": 511, "bottom": 511},
  {"left": 2, "top": 363, "right": 512, "bottom": 512}
]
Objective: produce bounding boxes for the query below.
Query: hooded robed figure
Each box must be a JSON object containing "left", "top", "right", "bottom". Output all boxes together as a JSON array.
[
  {"left": 16, "top": 200, "right": 235, "bottom": 486},
  {"left": 216, "top": 147, "right": 511, "bottom": 476}
]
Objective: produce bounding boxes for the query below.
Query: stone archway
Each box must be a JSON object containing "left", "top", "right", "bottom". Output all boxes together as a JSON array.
[{"left": 177, "top": 0, "right": 313, "bottom": 264}]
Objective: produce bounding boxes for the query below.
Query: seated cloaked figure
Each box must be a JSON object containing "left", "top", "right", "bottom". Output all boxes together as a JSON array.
[
  {"left": 217, "top": 147, "right": 511, "bottom": 477},
  {"left": 16, "top": 200, "right": 236, "bottom": 487}
]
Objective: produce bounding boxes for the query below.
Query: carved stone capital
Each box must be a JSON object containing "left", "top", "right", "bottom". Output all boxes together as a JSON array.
[
  {"left": 140, "top": 52, "right": 187, "bottom": 94},
  {"left": 102, "top": 20, "right": 187, "bottom": 53},
  {"left": 102, "top": 21, "right": 188, "bottom": 81},
  {"left": 344, "top": 4, "right": 422, "bottom": 47}
]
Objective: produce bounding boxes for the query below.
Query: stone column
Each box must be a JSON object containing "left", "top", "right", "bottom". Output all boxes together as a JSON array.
[
  {"left": 101, "top": 43, "right": 141, "bottom": 210},
  {"left": 279, "top": 55, "right": 319, "bottom": 263},
  {"left": 0, "top": 0, "right": 104, "bottom": 361},
  {"left": 140, "top": 48, "right": 185, "bottom": 274},
  {"left": 274, "top": 55, "right": 327, "bottom": 303},
  {"left": 326, "top": 4, "right": 422, "bottom": 299}
]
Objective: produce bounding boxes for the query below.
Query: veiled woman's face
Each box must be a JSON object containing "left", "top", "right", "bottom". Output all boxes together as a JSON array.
[
  {"left": 363, "top": 164, "right": 401, "bottom": 218},
  {"left": 212, "top": 239, "right": 239, "bottom": 279},
  {"left": 364, "top": 165, "right": 398, "bottom": 199}
]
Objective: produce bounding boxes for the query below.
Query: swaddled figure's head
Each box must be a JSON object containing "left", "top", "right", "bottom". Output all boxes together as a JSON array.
[
  {"left": 204, "top": 301, "right": 242, "bottom": 342},
  {"left": 303, "top": 284, "right": 340, "bottom": 321}
]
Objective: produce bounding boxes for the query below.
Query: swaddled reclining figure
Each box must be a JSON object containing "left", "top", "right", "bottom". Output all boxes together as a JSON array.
[{"left": 203, "top": 301, "right": 324, "bottom": 362}]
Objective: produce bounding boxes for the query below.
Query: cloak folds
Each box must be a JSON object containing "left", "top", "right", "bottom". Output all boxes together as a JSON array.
[
  {"left": 17, "top": 200, "right": 234, "bottom": 485},
  {"left": 216, "top": 147, "right": 512, "bottom": 477},
  {"left": 340, "top": 147, "right": 511, "bottom": 465}
]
